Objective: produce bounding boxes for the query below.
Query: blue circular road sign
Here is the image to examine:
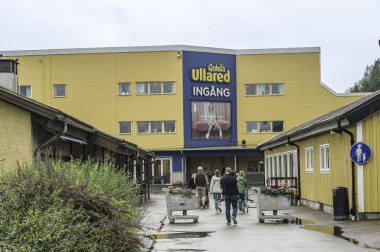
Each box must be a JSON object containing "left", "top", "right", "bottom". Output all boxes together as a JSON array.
[{"left": 350, "top": 142, "right": 372, "bottom": 164}]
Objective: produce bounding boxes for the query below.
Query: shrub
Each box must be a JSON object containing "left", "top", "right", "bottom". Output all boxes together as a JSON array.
[{"left": 0, "top": 159, "right": 143, "bottom": 251}]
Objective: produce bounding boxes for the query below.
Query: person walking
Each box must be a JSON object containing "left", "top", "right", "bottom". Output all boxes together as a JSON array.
[
  {"left": 188, "top": 173, "right": 196, "bottom": 194},
  {"left": 209, "top": 169, "right": 223, "bottom": 214},
  {"left": 194, "top": 166, "right": 209, "bottom": 209},
  {"left": 236, "top": 170, "right": 248, "bottom": 213},
  {"left": 220, "top": 167, "right": 239, "bottom": 225}
]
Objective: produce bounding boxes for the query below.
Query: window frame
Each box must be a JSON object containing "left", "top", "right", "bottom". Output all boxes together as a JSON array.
[
  {"left": 19, "top": 85, "right": 32, "bottom": 98},
  {"left": 118, "top": 82, "right": 131, "bottom": 96},
  {"left": 53, "top": 84, "right": 67, "bottom": 97},
  {"left": 245, "top": 83, "right": 284, "bottom": 96},
  {"left": 151, "top": 157, "right": 172, "bottom": 185},
  {"left": 246, "top": 121, "right": 284, "bottom": 133},
  {"left": 265, "top": 151, "right": 298, "bottom": 187},
  {"left": 319, "top": 144, "right": 330, "bottom": 173},
  {"left": 136, "top": 81, "right": 176, "bottom": 95},
  {"left": 137, "top": 121, "right": 176, "bottom": 134},
  {"left": 305, "top": 147, "right": 314, "bottom": 173},
  {"left": 119, "top": 121, "right": 132, "bottom": 134}
]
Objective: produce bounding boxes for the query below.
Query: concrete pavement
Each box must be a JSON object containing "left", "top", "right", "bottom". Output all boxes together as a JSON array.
[{"left": 141, "top": 191, "right": 380, "bottom": 252}]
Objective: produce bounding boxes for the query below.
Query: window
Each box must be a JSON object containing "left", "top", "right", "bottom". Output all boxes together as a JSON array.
[
  {"left": 53, "top": 84, "right": 66, "bottom": 97},
  {"left": 119, "top": 121, "right": 132, "bottom": 134},
  {"left": 247, "top": 121, "right": 258, "bottom": 133},
  {"left": 266, "top": 151, "right": 298, "bottom": 187},
  {"left": 305, "top": 147, "right": 314, "bottom": 172},
  {"left": 320, "top": 144, "right": 330, "bottom": 172},
  {"left": 19, "top": 85, "right": 32, "bottom": 97},
  {"left": 118, "top": 82, "right": 131, "bottom": 95},
  {"left": 246, "top": 121, "right": 284, "bottom": 133},
  {"left": 137, "top": 121, "right": 176, "bottom": 134},
  {"left": 136, "top": 82, "right": 176, "bottom": 95},
  {"left": 245, "top": 83, "right": 283, "bottom": 96},
  {"left": 272, "top": 121, "right": 284, "bottom": 132},
  {"left": 164, "top": 121, "right": 176, "bottom": 133},
  {"left": 247, "top": 160, "right": 264, "bottom": 172}
]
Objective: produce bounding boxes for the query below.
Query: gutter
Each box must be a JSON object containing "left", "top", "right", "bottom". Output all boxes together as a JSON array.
[
  {"left": 337, "top": 121, "right": 357, "bottom": 219},
  {"left": 56, "top": 114, "right": 95, "bottom": 133}
]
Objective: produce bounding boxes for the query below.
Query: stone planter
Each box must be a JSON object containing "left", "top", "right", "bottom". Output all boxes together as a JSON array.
[
  {"left": 162, "top": 188, "right": 199, "bottom": 223},
  {"left": 258, "top": 193, "right": 291, "bottom": 223}
]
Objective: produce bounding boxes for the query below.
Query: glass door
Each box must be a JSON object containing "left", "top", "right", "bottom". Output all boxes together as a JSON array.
[{"left": 152, "top": 157, "right": 172, "bottom": 185}]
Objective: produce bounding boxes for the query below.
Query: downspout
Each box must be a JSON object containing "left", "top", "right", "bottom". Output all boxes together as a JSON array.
[
  {"left": 337, "top": 121, "right": 357, "bottom": 218},
  {"left": 287, "top": 137, "right": 301, "bottom": 203},
  {"left": 34, "top": 121, "right": 67, "bottom": 163}
]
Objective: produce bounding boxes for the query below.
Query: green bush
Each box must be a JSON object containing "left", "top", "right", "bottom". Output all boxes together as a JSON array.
[{"left": 0, "top": 159, "right": 143, "bottom": 251}]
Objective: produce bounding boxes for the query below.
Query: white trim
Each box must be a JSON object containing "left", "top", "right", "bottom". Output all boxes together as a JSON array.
[
  {"left": 305, "top": 146, "right": 314, "bottom": 173},
  {"left": 319, "top": 144, "right": 330, "bottom": 173},
  {"left": 154, "top": 156, "right": 173, "bottom": 185},
  {"left": 238, "top": 47, "right": 320, "bottom": 55},
  {"left": 133, "top": 160, "right": 137, "bottom": 184},
  {"left": 1, "top": 45, "right": 320, "bottom": 57},
  {"left": 320, "top": 82, "right": 371, "bottom": 97},
  {"left": 357, "top": 121, "right": 365, "bottom": 212}
]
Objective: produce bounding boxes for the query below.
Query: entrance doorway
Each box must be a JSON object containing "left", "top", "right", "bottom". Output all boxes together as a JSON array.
[{"left": 152, "top": 157, "right": 172, "bottom": 184}]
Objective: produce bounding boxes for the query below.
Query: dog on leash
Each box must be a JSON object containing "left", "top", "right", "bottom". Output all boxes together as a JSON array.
[{"left": 202, "top": 196, "right": 209, "bottom": 209}]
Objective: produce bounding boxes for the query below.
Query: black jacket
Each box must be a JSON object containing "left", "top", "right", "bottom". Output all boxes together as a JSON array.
[
  {"left": 220, "top": 174, "right": 238, "bottom": 197},
  {"left": 195, "top": 172, "right": 208, "bottom": 187},
  {"left": 188, "top": 177, "right": 196, "bottom": 189}
]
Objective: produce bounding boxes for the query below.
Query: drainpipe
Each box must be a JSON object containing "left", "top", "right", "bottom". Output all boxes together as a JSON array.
[
  {"left": 287, "top": 137, "right": 301, "bottom": 204},
  {"left": 337, "top": 121, "right": 357, "bottom": 218},
  {"left": 34, "top": 121, "right": 67, "bottom": 163}
]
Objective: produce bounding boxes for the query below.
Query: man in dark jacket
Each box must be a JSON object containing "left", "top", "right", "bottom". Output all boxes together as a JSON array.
[
  {"left": 220, "top": 167, "right": 239, "bottom": 225},
  {"left": 195, "top": 166, "right": 208, "bottom": 208},
  {"left": 194, "top": 166, "right": 209, "bottom": 208}
]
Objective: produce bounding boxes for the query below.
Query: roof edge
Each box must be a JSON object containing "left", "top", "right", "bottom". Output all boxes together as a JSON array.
[
  {"left": 320, "top": 82, "right": 371, "bottom": 97},
  {"left": 1, "top": 45, "right": 320, "bottom": 57}
]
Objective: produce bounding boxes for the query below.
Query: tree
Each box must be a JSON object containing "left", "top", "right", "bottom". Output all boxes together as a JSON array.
[{"left": 346, "top": 58, "right": 380, "bottom": 93}]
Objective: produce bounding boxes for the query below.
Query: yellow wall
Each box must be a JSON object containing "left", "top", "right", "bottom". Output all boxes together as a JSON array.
[
  {"left": 264, "top": 129, "right": 355, "bottom": 207},
  {"left": 297, "top": 131, "right": 354, "bottom": 207},
  {"left": 362, "top": 112, "right": 380, "bottom": 212},
  {"left": 236, "top": 53, "right": 361, "bottom": 148},
  {"left": 15, "top": 51, "right": 183, "bottom": 150},
  {"left": 12, "top": 50, "right": 363, "bottom": 151},
  {"left": 0, "top": 100, "right": 32, "bottom": 170}
]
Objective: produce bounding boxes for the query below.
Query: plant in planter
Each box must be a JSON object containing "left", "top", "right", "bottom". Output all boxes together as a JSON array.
[
  {"left": 258, "top": 183, "right": 296, "bottom": 222},
  {"left": 167, "top": 186, "right": 195, "bottom": 198},
  {"left": 260, "top": 183, "right": 297, "bottom": 197}
]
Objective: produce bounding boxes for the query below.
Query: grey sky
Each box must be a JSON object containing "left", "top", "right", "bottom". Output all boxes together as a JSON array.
[{"left": 1, "top": 0, "right": 379, "bottom": 92}]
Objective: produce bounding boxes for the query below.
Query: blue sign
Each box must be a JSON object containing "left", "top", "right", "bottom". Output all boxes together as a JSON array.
[
  {"left": 182, "top": 51, "right": 237, "bottom": 148},
  {"left": 350, "top": 142, "right": 372, "bottom": 164}
]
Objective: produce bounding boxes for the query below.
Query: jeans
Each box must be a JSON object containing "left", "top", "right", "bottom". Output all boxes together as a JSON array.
[
  {"left": 224, "top": 195, "right": 238, "bottom": 223},
  {"left": 212, "top": 193, "right": 222, "bottom": 210},
  {"left": 238, "top": 192, "right": 246, "bottom": 210}
]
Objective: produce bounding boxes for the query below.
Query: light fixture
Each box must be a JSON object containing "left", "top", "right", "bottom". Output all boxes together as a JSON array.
[
  {"left": 60, "top": 134, "right": 87, "bottom": 145},
  {"left": 176, "top": 50, "right": 181, "bottom": 58},
  {"left": 242, "top": 139, "right": 247, "bottom": 147}
]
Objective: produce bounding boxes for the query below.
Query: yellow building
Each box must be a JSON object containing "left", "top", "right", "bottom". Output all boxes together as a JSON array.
[
  {"left": 258, "top": 90, "right": 380, "bottom": 219},
  {"left": 1, "top": 46, "right": 364, "bottom": 185},
  {"left": 0, "top": 59, "right": 152, "bottom": 195}
]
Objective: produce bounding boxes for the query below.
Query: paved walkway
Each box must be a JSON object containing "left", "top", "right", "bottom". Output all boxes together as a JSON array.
[{"left": 141, "top": 192, "right": 380, "bottom": 252}]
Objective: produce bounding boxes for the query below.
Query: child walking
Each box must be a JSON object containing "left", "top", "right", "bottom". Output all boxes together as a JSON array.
[{"left": 237, "top": 170, "right": 248, "bottom": 213}]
